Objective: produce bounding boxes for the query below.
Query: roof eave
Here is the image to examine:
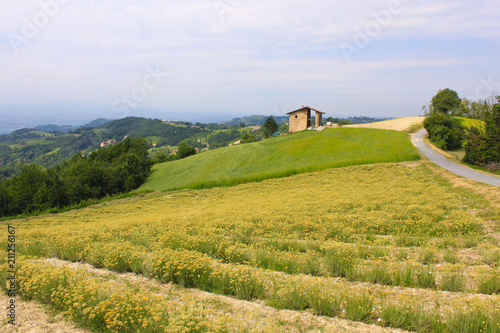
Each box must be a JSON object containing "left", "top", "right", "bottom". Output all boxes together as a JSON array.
[{"left": 286, "top": 106, "right": 326, "bottom": 115}]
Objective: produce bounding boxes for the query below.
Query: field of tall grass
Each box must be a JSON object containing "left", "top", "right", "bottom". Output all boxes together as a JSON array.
[
  {"left": 3, "top": 162, "right": 500, "bottom": 332},
  {"left": 139, "top": 128, "right": 420, "bottom": 192}
]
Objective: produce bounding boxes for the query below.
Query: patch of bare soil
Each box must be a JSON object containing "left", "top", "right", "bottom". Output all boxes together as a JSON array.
[
  {"left": 346, "top": 117, "right": 424, "bottom": 131},
  {"left": 0, "top": 294, "right": 87, "bottom": 333}
]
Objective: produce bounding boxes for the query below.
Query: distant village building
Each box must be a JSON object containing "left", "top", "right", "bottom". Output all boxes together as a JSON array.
[
  {"left": 100, "top": 139, "right": 116, "bottom": 148},
  {"left": 286, "top": 106, "right": 325, "bottom": 133}
]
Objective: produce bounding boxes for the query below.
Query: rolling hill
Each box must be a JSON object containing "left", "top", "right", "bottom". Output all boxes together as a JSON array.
[
  {"left": 221, "top": 115, "right": 289, "bottom": 126},
  {"left": 139, "top": 127, "right": 420, "bottom": 192},
  {"left": 346, "top": 117, "right": 424, "bottom": 131},
  {"left": 0, "top": 117, "right": 253, "bottom": 182},
  {"left": 6, "top": 117, "right": 500, "bottom": 332}
]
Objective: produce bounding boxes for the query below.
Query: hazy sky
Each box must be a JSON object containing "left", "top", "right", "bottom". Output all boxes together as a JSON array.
[{"left": 1, "top": 0, "right": 500, "bottom": 124}]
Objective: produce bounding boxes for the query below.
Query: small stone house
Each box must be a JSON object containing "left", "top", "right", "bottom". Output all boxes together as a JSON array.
[{"left": 287, "top": 106, "right": 325, "bottom": 133}]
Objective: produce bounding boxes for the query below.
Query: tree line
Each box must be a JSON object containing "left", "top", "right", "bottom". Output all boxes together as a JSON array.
[
  {"left": 424, "top": 88, "right": 500, "bottom": 168},
  {"left": 0, "top": 137, "right": 152, "bottom": 218}
]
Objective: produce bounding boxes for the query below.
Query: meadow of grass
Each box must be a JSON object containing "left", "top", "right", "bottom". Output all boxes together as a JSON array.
[
  {"left": 139, "top": 128, "right": 420, "bottom": 192},
  {"left": 25, "top": 138, "right": 53, "bottom": 145},
  {"left": 456, "top": 117, "right": 486, "bottom": 130},
  {"left": 145, "top": 136, "right": 165, "bottom": 145},
  {"left": 3, "top": 162, "right": 500, "bottom": 332}
]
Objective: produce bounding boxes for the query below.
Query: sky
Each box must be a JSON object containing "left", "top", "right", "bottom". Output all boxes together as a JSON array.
[{"left": 1, "top": 0, "right": 500, "bottom": 128}]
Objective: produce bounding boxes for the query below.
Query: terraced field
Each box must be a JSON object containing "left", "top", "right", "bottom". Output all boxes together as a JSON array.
[{"left": 3, "top": 161, "right": 499, "bottom": 332}]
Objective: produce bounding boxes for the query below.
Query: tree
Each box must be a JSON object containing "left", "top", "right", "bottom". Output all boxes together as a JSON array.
[
  {"left": 425, "top": 89, "right": 465, "bottom": 150},
  {"left": 424, "top": 113, "right": 464, "bottom": 150},
  {"left": 176, "top": 141, "right": 196, "bottom": 159},
  {"left": 8, "top": 164, "right": 51, "bottom": 214},
  {"left": 153, "top": 151, "right": 170, "bottom": 164},
  {"left": 430, "top": 88, "right": 461, "bottom": 115},
  {"left": 324, "top": 117, "right": 351, "bottom": 125},
  {"left": 0, "top": 183, "right": 12, "bottom": 217},
  {"left": 261, "top": 116, "right": 279, "bottom": 138},
  {"left": 241, "top": 133, "right": 257, "bottom": 144},
  {"left": 278, "top": 122, "right": 289, "bottom": 133},
  {"left": 463, "top": 97, "right": 500, "bottom": 165},
  {"left": 0, "top": 137, "right": 153, "bottom": 217}
]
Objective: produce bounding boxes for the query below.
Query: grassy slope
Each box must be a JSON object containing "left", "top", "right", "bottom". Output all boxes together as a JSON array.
[
  {"left": 455, "top": 117, "right": 486, "bottom": 130},
  {"left": 139, "top": 127, "right": 420, "bottom": 192}
]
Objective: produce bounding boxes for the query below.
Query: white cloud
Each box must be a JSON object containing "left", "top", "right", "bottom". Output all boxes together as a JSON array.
[{"left": 0, "top": 0, "right": 499, "bottom": 119}]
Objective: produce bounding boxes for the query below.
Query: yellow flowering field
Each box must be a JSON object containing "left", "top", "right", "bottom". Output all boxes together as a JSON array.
[
  {"left": 5, "top": 258, "right": 395, "bottom": 333},
  {"left": 3, "top": 161, "right": 500, "bottom": 332}
]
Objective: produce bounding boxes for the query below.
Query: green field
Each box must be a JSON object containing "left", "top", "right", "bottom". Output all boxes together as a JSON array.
[
  {"left": 3, "top": 123, "right": 500, "bottom": 332},
  {"left": 46, "top": 147, "right": 61, "bottom": 155},
  {"left": 208, "top": 127, "right": 253, "bottom": 135},
  {"left": 6, "top": 162, "right": 500, "bottom": 332},
  {"left": 26, "top": 138, "right": 53, "bottom": 145},
  {"left": 29, "top": 130, "right": 52, "bottom": 136},
  {"left": 145, "top": 136, "right": 164, "bottom": 144},
  {"left": 139, "top": 127, "right": 420, "bottom": 192},
  {"left": 456, "top": 117, "right": 486, "bottom": 130}
]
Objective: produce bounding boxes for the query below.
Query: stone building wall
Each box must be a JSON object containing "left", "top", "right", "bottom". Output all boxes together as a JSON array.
[
  {"left": 315, "top": 113, "right": 322, "bottom": 128},
  {"left": 288, "top": 109, "right": 310, "bottom": 133}
]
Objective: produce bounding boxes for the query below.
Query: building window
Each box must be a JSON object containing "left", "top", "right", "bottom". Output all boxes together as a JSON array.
[{"left": 295, "top": 115, "right": 298, "bottom": 118}]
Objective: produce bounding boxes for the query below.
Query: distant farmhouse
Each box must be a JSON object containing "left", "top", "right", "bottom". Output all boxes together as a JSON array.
[{"left": 287, "top": 106, "right": 325, "bottom": 133}]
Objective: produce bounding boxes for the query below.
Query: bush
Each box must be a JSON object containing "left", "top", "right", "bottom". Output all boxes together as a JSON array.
[
  {"left": 424, "top": 113, "right": 464, "bottom": 150},
  {"left": 463, "top": 98, "right": 500, "bottom": 165},
  {"left": 175, "top": 141, "right": 197, "bottom": 159},
  {"left": 0, "top": 137, "right": 152, "bottom": 217}
]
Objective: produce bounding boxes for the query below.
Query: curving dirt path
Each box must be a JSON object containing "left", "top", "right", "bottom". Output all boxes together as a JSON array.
[{"left": 412, "top": 129, "right": 500, "bottom": 187}]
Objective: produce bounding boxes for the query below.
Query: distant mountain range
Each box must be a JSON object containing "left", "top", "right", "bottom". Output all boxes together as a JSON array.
[
  {"left": 222, "top": 115, "right": 289, "bottom": 126},
  {"left": 0, "top": 114, "right": 393, "bottom": 182},
  {"left": 221, "top": 115, "right": 391, "bottom": 126},
  {"left": 0, "top": 116, "right": 257, "bottom": 181},
  {"left": 34, "top": 118, "right": 112, "bottom": 134},
  {"left": 3, "top": 114, "right": 391, "bottom": 136}
]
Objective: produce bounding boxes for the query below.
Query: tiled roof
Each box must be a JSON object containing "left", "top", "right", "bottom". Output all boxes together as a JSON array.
[{"left": 286, "top": 106, "right": 325, "bottom": 115}]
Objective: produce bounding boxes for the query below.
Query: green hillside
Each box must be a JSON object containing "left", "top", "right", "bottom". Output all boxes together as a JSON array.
[
  {"left": 139, "top": 127, "right": 420, "bottom": 192},
  {"left": 0, "top": 117, "right": 252, "bottom": 182},
  {"left": 222, "top": 115, "right": 288, "bottom": 126},
  {"left": 455, "top": 117, "right": 486, "bottom": 130}
]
